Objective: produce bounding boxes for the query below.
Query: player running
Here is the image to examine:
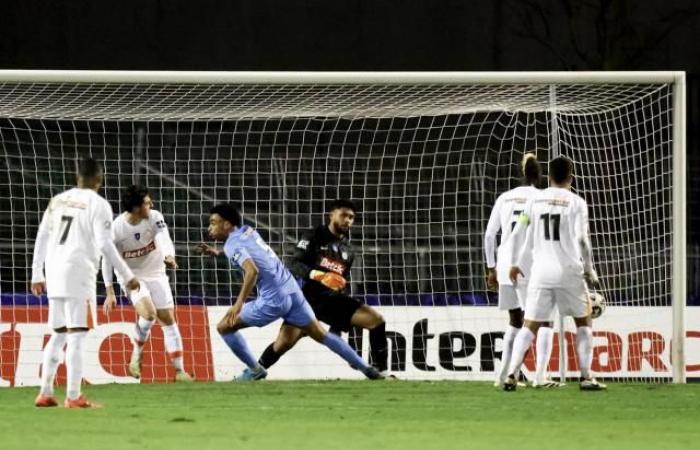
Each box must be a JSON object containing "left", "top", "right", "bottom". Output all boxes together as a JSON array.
[
  {"left": 196, "top": 203, "right": 383, "bottom": 381},
  {"left": 32, "top": 158, "right": 139, "bottom": 408},
  {"left": 484, "top": 153, "right": 558, "bottom": 388},
  {"left": 503, "top": 156, "right": 605, "bottom": 391},
  {"left": 253, "top": 199, "right": 390, "bottom": 379},
  {"left": 102, "top": 185, "right": 193, "bottom": 382}
]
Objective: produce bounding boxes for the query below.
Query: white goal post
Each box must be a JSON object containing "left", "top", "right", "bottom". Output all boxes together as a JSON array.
[{"left": 0, "top": 70, "right": 686, "bottom": 384}]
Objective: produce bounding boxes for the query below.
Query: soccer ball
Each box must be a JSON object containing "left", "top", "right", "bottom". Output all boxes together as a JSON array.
[{"left": 590, "top": 292, "right": 606, "bottom": 319}]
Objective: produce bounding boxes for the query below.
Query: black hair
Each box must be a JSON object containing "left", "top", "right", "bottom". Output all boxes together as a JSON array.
[
  {"left": 328, "top": 199, "right": 357, "bottom": 213},
  {"left": 534, "top": 175, "right": 549, "bottom": 190},
  {"left": 549, "top": 156, "right": 574, "bottom": 184},
  {"left": 522, "top": 154, "right": 542, "bottom": 185},
  {"left": 77, "top": 157, "right": 103, "bottom": 180},
  {"left": 121, "top": 185, "right": 150, "bottom": 212},
  {"left": 210, "top": 203, "right": 242, "bottom": 227}
]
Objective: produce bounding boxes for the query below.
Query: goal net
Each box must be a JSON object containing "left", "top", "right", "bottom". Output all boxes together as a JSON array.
[{"left": 0, "top": 71, "right": 686, "bottom": 386}]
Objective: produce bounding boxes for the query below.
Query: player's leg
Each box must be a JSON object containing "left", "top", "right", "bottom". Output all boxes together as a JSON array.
[
  {"left": 149, "top": 277, "right": 193, "bottom": 381},
  {"left": 257, "top": 323, "right": 305, "bottom": 370},
  {"left": 495, "top": 284, "right": 523, "bottom": 387},
  {"left": 519, "top": 282, "right": 557, "bottom": 387},
  {"left": 560, "top": 285, "right": 606, "bottom": 391},
  {"left": 285, "top": 291, "right": 382, "bottom": 379},
  {"left": 216, "top": 300, "right": 268, "bottom": 380},
  {"left": 504, "top": 287, "right": 553, "bottom": 391},
  {"left": 35, "top": 298, "right": 67, "bottom": 407},
  {"left": 63, "top": 297, "right": 100, "bottom": 408},
  {"left": 349, "top": 305, "right": 389, "bottom": 374},
  {"left": 128, "top": 285, "right": 157, "bottom": 379}
]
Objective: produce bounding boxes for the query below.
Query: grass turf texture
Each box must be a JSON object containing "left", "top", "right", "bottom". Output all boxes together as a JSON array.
[{"left": 1, "top": 381, "right": 698, "bottom": 450}]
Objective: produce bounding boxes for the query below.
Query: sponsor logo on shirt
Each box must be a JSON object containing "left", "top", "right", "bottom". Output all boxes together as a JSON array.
[
  {"left": 155, "top": 220, "right": 166, "bottom": 229},
  {"left": 122, "top": 240, "right": 156, "bottom": 259},
  {"left": 319, "top": 257, "right": 345, "bottom": 275}
]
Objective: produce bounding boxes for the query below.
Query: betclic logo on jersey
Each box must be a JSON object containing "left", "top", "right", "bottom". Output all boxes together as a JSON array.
[
  {"left": 319, "top": 257, "right": 345, "bottom": 274},
  {"left": 122, "top": 241, "right": 156, "bottom": 259}
]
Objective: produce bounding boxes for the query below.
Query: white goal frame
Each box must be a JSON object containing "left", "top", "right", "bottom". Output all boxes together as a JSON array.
[{"left": 0, "top": 70, "right": 686, "bottom": 383}]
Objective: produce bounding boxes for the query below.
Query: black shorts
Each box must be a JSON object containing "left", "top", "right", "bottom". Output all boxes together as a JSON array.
[{"left": 301, "top": 281, "right": 363, "bottom": 332}]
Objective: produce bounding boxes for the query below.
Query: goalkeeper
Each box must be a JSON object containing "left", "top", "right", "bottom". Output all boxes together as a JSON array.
[{"left": 253, "top": 199, "right": 391, "bottom": 378}]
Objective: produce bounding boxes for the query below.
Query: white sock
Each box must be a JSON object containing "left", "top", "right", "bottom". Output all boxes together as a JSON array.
[
  {"left": 507, "top": 327, "right": 535, "bottom": 377},
  {"left": 535, "top": 327, "right": 554, "bottom": 383},
  {"left": 40, "top": 332, "right": 67, "bottom": 396},
  {"left": 576, "top": 326, "right": 593, "bottom": 379},
  {"left": 134, "top": 316, "right": 155, "bottom": 351},
  {"left": 66, "top": 332, "right": 87, "bottom": 400},
  {"left": 497, "top": 325, "right": 520, "bottom": 383},
  {"left": 162, "top": 324, "right": 185, "bottom": 371}
]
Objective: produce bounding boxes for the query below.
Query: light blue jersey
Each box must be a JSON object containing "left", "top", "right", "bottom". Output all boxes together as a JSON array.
[{"left": 223, "top": 225, "right": 297, "bottom": 299}]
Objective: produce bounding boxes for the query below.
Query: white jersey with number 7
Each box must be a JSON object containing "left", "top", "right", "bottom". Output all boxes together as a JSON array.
[{"left": 31, "top": 187, "right": 134, "bottom": 299}]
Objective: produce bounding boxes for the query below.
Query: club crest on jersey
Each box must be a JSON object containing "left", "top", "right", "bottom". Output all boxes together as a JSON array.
[{"left": 134, "top": 233, "right": 141, "bottom": 241}]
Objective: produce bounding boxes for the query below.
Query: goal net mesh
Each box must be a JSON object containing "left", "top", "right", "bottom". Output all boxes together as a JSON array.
[{"left": 0, "top": 79, "right": 675, "bottom": 384}]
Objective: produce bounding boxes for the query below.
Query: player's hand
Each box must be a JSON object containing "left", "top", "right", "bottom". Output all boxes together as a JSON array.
[
  {"left": 126, "top": 278, "right": 140, "bottom": 292},
  {"left": 584, "top": 270, "right": 600, "bottom": 289},
  {"left": 195, "top": 243, "right": 220, "bottom": 257},
  {"left": 223, "top": 303, "right": 243, "bottom": 328},
  {"left": 310, "top": 270, "right": 347, "bottom": 291},
  {"left": 164, "top": 255, "right": 179, "bottom": 270},
  {"left": 31, "top": 281, "right": 46, "bottom": 296},
  {"left": 509, "top": 266, "right": 524, "bottom": 285},
  {"left": 486, "top": 268, "right": 498, "bottom": 290},
  {"left": 103, "top": 293, "right": 117, "bottom": 315}
]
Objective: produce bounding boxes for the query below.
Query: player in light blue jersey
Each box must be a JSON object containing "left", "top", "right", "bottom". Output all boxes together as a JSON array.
[{"left": 197, "top": 203, "right": 383, "bottom": 381}]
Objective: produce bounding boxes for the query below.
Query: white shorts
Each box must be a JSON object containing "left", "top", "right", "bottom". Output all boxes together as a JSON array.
[
  {"left": 524, "top": 283, "right": 591, "bottom": 322},
  {"left": 125, "top": 277, "right": 174, "bottom": 310},
  {"left": 498, "top": 282, "right": 527, "bottom": 311},
  {"left": 48, "top": 297, "right": 97, "bottom": 330}
]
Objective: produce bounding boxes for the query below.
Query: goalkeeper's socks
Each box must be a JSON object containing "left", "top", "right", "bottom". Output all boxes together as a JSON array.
[
  {"left": 369, "top": 322, "right": 389, "bottom": 372},
  {"left": 535, "top": 326, "right": 554, "bottom": 384},
  {"left": 258, "top": 343, "right": 282, "bottom": 369},
  {"left": 507, "top": 327, "right": 535, "bottom": 377},
  {"left": 322, "top": 332, "right": 368, "bottom": 371},
  {"left": 134, "top": 316, "right": 154, "bottom": 348},
  {"left": 39, "top": 332, "right": 66, "bottom": 396},
  {"left": 576, "top": 326, "right": 593, "bottom": 379},
  {"left": 222, "top": 332, "right": 259, "bottom": 370}
]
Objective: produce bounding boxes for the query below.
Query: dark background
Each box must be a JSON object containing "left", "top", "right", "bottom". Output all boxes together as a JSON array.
[{"left": 1, "top": 0, "right": 699, "bottom": 301}]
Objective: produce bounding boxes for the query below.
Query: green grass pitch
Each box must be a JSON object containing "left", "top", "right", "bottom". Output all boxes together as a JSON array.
[{"left": 1, "top": 381, "right": 699, "bottom": 450}]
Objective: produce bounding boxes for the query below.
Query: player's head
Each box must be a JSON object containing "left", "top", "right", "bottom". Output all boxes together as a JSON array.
[
  {"left": 521, "top": 153, "right": 542, "bottom": 186},
  {"left": 76, "top": 157, "right": 103, "bottom": 190},
  {"left": 328, "top": 199, "right": 356, "bottom": 235},
  {"left": 122, "top": 185, "right": 152, "bottom": 218},
  {"left": 549, "top": 156, "right": 574, "bottom": 187},
  {"left": 208, "top": 203, "right": 242, "bottom": 240}
]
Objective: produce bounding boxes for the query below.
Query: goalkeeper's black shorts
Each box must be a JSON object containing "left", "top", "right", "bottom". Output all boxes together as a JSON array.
[{"left": 300, "top": 280, "right": 363, "bottom": 332}]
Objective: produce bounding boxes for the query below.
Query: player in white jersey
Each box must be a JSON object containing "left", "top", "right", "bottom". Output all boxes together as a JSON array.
[
  {"left": 102, "top": 185, "right": 193, "bottom": 382},
  {"left": 484, "top": 153, "right": 558, "bottom": 388},
  {"left": 503, "top": 156, "right": 606, "bottom": 391},
  {"left": 31, "top": 158, "right": 139, "bottom": 408}
]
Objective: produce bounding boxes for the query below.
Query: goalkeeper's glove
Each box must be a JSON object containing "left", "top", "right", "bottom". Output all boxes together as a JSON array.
[
  {"left": 310, "top": 270, "right": 347, "bottom": 291},
  {"left": 584, "top": 270, "right": 600, "bottom": 290}
]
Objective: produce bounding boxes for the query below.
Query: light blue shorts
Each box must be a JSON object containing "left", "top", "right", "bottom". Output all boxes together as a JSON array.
[{"left": 239, "top": 286, "right": 316, "bottom": 328}]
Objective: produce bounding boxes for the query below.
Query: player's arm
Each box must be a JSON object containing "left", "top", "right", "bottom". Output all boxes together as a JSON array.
[
  {"left": 152, "top": 210, "right": 178, "bottom": 269},
  {"left": 101, "top": 252, "right": 118, "bottom": 314},
  {"left": 576, "top": 200, "right": 599, "bottom": 288},
  {"left": 222, "top": 251, "right": 258, "bottom": 327},
  {"left": 286, "top": 230, "right": 317, "bottom": 279},
  {"left": 507, "top": 201, "right": 534, "bottom": 285},
  {"left": 94, "top": 202, "right": 138, "bottom": 292},
  {"left": 30, "top": 205, "right": 51, "bottom": 295},
  {"left": 483, "top": 197, "right": 502, "bottom": 289}
]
